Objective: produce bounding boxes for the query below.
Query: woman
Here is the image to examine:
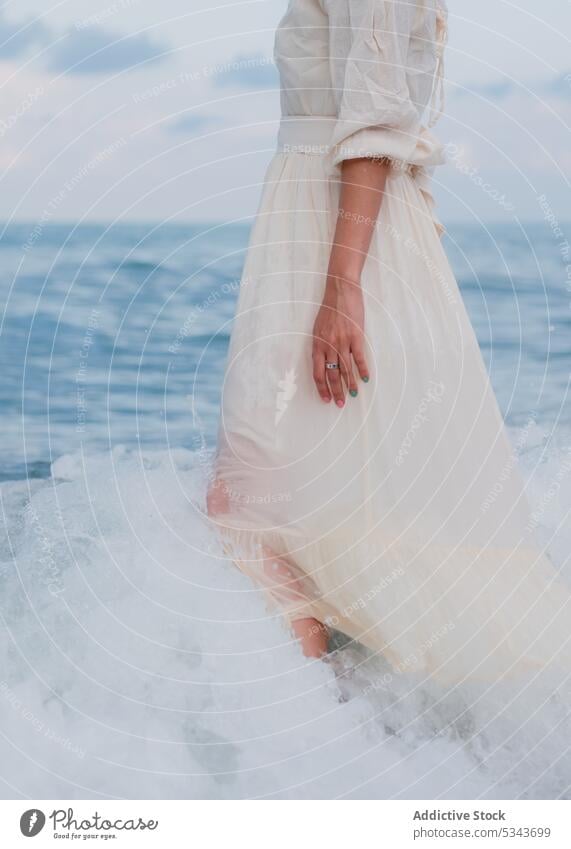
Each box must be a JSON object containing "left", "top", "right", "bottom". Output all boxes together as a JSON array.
[{"left": 208, "top": 0, "right": 569, "bottom": 682}]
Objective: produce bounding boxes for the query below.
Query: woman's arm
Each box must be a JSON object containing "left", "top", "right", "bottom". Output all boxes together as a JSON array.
[{"left": 312, "top": 156, "right": 390, "bottom": 405}]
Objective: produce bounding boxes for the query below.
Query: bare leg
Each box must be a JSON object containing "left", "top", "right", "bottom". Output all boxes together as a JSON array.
[
  {"left": 291, "top": 617, "right": 329, "bottom": 658},
  {"left": 207, "top": 480, "right": 329, "bottom": 658}
]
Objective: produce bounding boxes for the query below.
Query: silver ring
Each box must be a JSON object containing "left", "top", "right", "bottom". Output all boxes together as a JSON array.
[{"left": 325, "top": 362, "right": 340, "bottom": 370}]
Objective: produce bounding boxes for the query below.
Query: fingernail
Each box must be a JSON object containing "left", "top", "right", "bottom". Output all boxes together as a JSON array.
[
  {"left": 362, "top": 376, "right": 369, "bottom": 383},
  {"left": 336, "top": 400, "right": 344, "bottom": 408},
  {"left": 323, "top": 396, "right": 331, "bottom": 403},
  {"left": 350, "top": 389, "right": 358, "bottom": 398}
]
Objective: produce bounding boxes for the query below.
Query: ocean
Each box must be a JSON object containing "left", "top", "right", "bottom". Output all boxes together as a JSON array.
[{"left": 0, "top": 219, "right": 570, "bottom": 799}]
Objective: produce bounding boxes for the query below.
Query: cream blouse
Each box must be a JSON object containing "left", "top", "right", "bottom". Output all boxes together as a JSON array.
[{"left": 274, "top": 0, "right": 448, "bottom": 173}]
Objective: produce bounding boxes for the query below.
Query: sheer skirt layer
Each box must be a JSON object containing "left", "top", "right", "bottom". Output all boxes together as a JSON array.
[{"left": 210, "top": 150, "right": 571, "bottom": 685}]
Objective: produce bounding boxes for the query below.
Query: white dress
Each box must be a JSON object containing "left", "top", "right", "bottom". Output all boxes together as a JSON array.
[{"left": 209, "top": 0, "right": 570, "bottom": 685}]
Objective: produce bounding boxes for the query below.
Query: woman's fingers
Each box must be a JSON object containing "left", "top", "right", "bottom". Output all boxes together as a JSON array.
[
  {"left": 339, "top": 347, "right": 358, "bottom": 398},
  {"left": 351, "top": 335, "right": 370, "bottom": 383},
  {"left": 325, "top": 347, "right": 345, "bottom": 407},
  {"left": 312, "top": 345, "right": 331, "bottom": 402}
]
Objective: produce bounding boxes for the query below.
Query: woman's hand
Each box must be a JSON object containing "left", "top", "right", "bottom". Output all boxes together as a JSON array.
[{"left": 312, "top": 275, "right": 369, "bottom": 406}]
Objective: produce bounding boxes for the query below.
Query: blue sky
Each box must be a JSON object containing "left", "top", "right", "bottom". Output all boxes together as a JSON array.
[{"left": 0, "top": 0, "right": 569, "bottom": 225}]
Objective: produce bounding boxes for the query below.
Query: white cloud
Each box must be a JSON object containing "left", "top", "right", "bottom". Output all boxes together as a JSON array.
[{"left": 47, "top": 26, "right": 170, "bottom": 74}]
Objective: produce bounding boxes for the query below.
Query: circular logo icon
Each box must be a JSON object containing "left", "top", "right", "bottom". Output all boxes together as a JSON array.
[{"left": 19, "top": 810, "right": 46, "bottom": 837}]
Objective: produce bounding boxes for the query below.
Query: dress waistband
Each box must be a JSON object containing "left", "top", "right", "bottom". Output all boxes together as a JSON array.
[
  {"left": 277, "top": 116, "right": 336, "bottom": 155},
  {"left": 276, "top": 115, "right": 446, "bottom": 236}
]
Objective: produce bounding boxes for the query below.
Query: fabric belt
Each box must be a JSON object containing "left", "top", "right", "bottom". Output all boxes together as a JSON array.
[{"left": 277, "top": 116, "right": 336, "bottom": 156}]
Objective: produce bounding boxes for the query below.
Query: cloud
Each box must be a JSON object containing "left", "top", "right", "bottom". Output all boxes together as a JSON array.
[
  {"left": 456, "top": 71, "right": 571, "bottom": 102},
  {"left": 543, "top": 72, "right": 571, "bottom": 99},
  {"left": 0, "top": 8, "right": 48, "bottom": 58},
  {"left": 468, "top": 80, "right": 515, "bottom": 100},
  {"left": 169, "top": 113, "right": 217, "bottom": 134},
  {"left": 47, "top": 26, "right": 169, "bottom": 75},
  {"left": 213, "top": 53, "right": 278, "bottom": 89}
]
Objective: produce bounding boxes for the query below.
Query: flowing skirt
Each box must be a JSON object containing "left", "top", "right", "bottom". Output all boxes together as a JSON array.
[{"left": 209, "top": 136, "right": 570, "bottom": 687}]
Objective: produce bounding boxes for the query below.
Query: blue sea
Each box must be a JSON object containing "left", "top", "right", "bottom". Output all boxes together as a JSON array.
[
  {"left": 1, "top": 220, "right": 570, "bottom": 799},
  {"left": 1, "top": 219, "right": 570, "bottom": 477}
]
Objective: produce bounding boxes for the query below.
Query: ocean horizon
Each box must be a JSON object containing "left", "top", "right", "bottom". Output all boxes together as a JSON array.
[{"left": 1, "top": 217, "right": 570, "bottom": 476}]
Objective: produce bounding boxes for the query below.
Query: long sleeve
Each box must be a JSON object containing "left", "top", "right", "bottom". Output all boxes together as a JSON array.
[{"left": 325, "top": 0, "right": 441, "bottom": 171}]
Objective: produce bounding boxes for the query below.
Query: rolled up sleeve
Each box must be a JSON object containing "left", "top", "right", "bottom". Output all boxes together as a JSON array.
[{"left": 326, "top": 0, "right": 429, "bottom": 170}]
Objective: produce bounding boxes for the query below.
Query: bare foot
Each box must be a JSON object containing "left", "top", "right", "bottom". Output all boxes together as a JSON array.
[{"left": 291, "top": 617, "right": 329, "bottom": 658}]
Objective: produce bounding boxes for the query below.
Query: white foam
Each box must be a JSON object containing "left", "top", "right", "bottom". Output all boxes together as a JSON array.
[{"left": 0, "top": 441, "right": 568, "bottom": 799}]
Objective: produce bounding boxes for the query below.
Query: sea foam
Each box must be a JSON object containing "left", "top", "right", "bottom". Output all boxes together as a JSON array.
[{"left": 0, "top": 438, "right": 569, "bottom": 799}]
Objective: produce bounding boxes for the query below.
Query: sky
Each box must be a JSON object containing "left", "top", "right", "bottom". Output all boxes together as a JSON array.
[{"left": 0, "top": 0, "right": 569, "bottom": 226}]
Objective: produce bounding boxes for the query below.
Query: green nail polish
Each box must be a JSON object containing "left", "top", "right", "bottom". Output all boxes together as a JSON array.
[
  {"left": 362, "top": 376, "right": 369, "bottom": 383},
  {"left": 350, "top": 389, "right": 358, "bottom": 397}
]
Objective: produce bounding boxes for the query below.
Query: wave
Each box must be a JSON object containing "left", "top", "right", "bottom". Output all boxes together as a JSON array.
[{"left": 0, "top": 440, "right": 569, "bottom": 799}]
